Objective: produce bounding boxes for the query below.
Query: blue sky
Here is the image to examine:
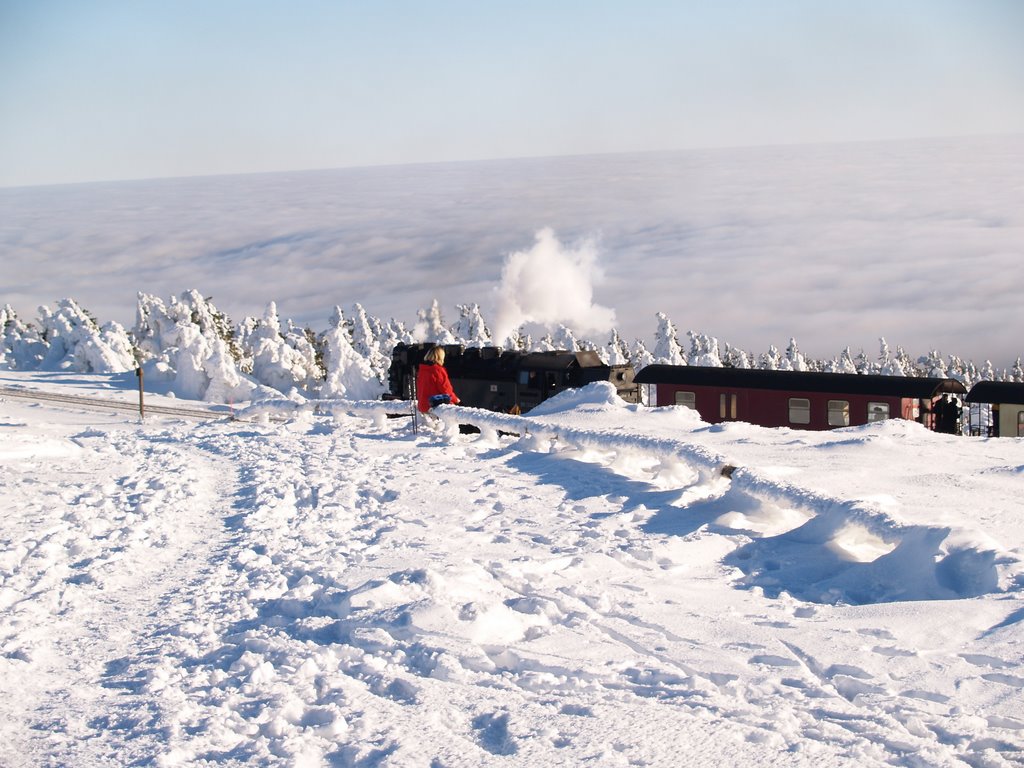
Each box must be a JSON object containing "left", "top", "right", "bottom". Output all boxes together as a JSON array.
[{"left": 2, "top": 0, "right": 1023, "bottom": 187}]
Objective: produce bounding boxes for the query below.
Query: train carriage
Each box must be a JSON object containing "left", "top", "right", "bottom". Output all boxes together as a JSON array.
[{"left": 634, "top": 365, "right": 966, "bottom": 431}]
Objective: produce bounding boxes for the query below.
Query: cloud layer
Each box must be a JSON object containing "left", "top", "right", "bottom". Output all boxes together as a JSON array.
[{"left": 1, "top": 135, "right": 1022, "bottom": 366}]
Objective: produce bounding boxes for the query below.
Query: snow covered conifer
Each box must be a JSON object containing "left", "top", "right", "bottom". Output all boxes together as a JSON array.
[
  {"left": 551, "top": 325, "right": 579, "bottom": 352},
  {"left": 0, "top": 304, "right": 45, "bottom": 370},
  {"left": 980, "top": 360, "right": 996, "bottom": 383},
  {"left": 918, "top": 350, "right": 947, "bottom": 379},
  {"left": 760, "top": 345, "right": 782, "bottom": 371},
  {"left": 132, "top": 290, "right": 255, "bottom": 403},
  {"left": 895, "top": 345, "right": 915, "bottom": 376},
  {"left": 414, "top": 299, "right": 457, "bottom": 344},
  {"left": 652, "top": 313, "right": 685, "bottom": 366},
  {"left": 785, "top": 338, "right": 808, "bottom": 372},
  {"left": 36, "top": 299, "right": 136, "bottom": 373},
  {"left": 604, "top": 328, "right": 630, "bottom": 365},
  {"left": 723, "top": 343, "right": 751, "bottom": 369},
  {"left": 349, "top": 303, "right": 390, "bottom": 385},
  {"left": 320, "top": 306, "right": 381, "bottom": 400},
  {"left": 854, "top": 349, "right": 875, "bottom": 374},
  {"left": 828, "top": 347, "right": 858, "bottom": 374},
  {"left": 631, "top": 338, "right": 654, "bottom": 373},
  {"left": 375, "top": 319, "right": 409, "bottom": 370},
  {"left": 247, "top": 302, "right": 324, "bottom": 395},
  {"left": 536, "top": 333, "right": 555, "bottom": 352},
  {"left": 878, "top": 338, "right": 906, "bottom": 376},
  {"left": 452, "top": 303, "right": 492, "bottom": 348},
  {"left": 687, "top": 331, "right": 723, "bottom": 368}
]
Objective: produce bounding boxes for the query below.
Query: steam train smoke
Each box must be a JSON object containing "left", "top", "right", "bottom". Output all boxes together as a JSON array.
[{"left": 492, "top": 228, "right": 616, "bottom": 345}]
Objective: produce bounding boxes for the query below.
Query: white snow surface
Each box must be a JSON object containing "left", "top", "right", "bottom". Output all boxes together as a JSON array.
[{"left": 1, "top": 371, "right": 1023, "bottom": 767}]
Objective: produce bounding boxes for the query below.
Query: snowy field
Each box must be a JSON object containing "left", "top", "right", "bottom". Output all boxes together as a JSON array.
[{"left": 1, "top": 371, "right": 1022, "bottom": 767}]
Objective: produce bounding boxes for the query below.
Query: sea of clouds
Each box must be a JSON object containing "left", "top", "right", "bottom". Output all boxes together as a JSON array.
[{"left": 2, "top": 134, "right": 1022, "bottom": 366}]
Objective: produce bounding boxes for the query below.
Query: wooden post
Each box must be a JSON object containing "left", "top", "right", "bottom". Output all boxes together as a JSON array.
[{"left": 136, "top": 366, "right": 145, "bottom": 419}]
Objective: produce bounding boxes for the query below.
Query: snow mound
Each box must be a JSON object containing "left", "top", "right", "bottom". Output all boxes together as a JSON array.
[{"left": 525, "top": 381, "right": 627, "bottom": 416}]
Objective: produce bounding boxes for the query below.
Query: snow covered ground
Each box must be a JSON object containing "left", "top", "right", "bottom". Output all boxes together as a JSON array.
[{"left": 1, "top": 371, "right": 1022, "bottom": 767}]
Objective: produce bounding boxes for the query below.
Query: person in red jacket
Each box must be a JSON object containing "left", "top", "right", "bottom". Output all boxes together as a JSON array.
[{"left": 417, "top": 346, "right": 460, "bottom": 413}]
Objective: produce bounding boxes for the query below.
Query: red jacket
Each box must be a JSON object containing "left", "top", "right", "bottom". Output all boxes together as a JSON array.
[{"left": 417, "top": 362, "right": 460, "bottom": 413}]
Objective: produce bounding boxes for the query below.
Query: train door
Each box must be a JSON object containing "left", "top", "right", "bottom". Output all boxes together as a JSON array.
[{"left": 516, "top": 368, "right": 544, "bottom": 413}]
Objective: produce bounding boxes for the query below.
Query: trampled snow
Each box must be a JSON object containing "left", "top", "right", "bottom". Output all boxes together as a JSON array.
[{"left": 1, "top": 372, "right": 1022, "bottom": 767}]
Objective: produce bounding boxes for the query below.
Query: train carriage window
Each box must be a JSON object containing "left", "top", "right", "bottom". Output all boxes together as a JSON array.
[
  {"left": 788, "top": 398, "right": 811, "bottom": 424},
  {"left": 867, "top": 402, "right": 890, "bottom": 422},
  {"left": 675, "top": 391, "right": 696, "bottom": 409},
  {"left": 827, "top": 400, "right": 850, "bottom": 427},
  {"left": 719, "top": 393, "right": 737, "bottom": 419},
  {"left": 1018, "top": 411, "right": 1024, "bottom": 437}
]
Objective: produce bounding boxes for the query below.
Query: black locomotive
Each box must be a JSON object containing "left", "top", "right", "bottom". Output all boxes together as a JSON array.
[{"left": 387, "top": 343, "right": 638, "bottom": 414}]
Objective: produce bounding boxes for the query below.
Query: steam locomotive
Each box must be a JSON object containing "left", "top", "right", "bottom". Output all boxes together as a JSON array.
[{"left": 387, "top": 343, "right": 638, "bottom": 413}]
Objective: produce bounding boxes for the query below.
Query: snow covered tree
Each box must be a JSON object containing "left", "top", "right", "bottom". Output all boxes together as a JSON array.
[
  {"left": 244, "top": 303, "right": 325, "bottom": 395},
  {"left": 451, "top": 303, "right": 491, "bottom": 348},
  {"left": 552, "top": 325, "right": 579, "bottom": 352},
  {"left": 878, "top": 337, "right": 906, "bottom": 376},
  {"left": 687, "top": 330, "right": 723, "bottom": 367},
  {"left": 946, "top": 354, "right": 972, "bottom": 390},
  {"left": 827, "top": 347, "right": 858, "bottom": 375},
  {"left": 854, "top": 348, "right": 875, "bottom": 375},
  {"left": 414, "top": 299, "right": 457, "bottom": 344},
  {"left": 652, "top": 313, "right": 685, "bottom": 366},
  {"left": 722, "top": 343, "right": 751, "bottom": 369},
  {"left": 504, "top": 327, "right": 531, "bottom": 352},
  {"left": 759, "top": 345, "right": 782, "bottom": 371},
  {"left": 979, "top": 360, "right": 996, "bottom": 383},
  {"left": 349, "top": 303, "right": 390, "bottom": 384},
  {"left": 0, "top": 305, "right": 45, "bottom": 370},
  {"left": 918, "top": 350, "right": 948, "bottom": 379},
  {"left": 604, "top": 328, "right": 630, "bottom": 365},
  {"left": 894, "top": 345, "right": 914, "bottom": 376},
  {"left": 785, "top": 338, "right": 808, "bottom": 372},
  {"left": 320, "top": 306, "right": 381, "bottom": 400},
  {"left": 381, "top": 317, "right": 414, "bottom": 354},
  {"left": 630, "top": 338, "right": 655, "bottom": 373},
  {"left": 1012, "top": 357, "right": 1024, "bottom": 383},
  {"left": 35, "top": 299, "right": 136, "bottom": 373},
  {"left": 132, "top": 290, "right": 255, "bottom": 403},
  {"left": 536, "top": 333, "right": 555, "bottom": 352}
]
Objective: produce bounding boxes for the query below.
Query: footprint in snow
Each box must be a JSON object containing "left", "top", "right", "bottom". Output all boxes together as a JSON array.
[
  {"left": 749, "top": 654, "right": 800, "bottom": 668},
  {"left": 472, "top": 712, "right": 517, "bottom": 756},
  {"left": 961, "top": 653, "right": 1013, "bottom": 669},
  {"left": 981, "top": 673, "right": 1024, "bottom": 688}
]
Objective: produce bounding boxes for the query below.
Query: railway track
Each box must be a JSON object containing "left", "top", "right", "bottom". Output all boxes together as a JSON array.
[{"left": 0, "top": 386, "right": 237, "bottom": 421}]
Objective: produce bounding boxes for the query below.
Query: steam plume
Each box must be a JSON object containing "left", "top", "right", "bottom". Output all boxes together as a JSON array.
[{"left": 491, "top": 228, "right": 616, "bottom": 345}]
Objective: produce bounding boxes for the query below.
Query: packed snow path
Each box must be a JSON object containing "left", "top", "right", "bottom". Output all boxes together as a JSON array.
[{"left": 2, "top": 385, "right": 1023, "bottom": 767}]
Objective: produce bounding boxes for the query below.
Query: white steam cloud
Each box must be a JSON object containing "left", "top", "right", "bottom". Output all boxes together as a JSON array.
[{"left": 491, "top": 228, "right": 616, "bottom": 344}]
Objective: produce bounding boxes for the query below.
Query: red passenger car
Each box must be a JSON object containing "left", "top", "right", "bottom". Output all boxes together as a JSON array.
[{"left": 633, "top": 365, "right": 966, "bottom": 431}]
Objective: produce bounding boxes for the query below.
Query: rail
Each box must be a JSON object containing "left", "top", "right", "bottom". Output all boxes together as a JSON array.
[{"left": 0, "top": 385, "right": 237, "bottom": 421}]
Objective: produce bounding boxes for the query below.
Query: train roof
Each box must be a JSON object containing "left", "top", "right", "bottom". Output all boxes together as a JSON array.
[
  {"left": 633, "top": 364, "right": 966, "bottom": 398},
  {"left": 519, "top": 350, "right": 607, "bottom": 370},
  {"left": 966, "top": 381, "right": 1024, "bottom": 404},
  {"left": 391, "top": 343, "right": 609, "bottom": 372}
]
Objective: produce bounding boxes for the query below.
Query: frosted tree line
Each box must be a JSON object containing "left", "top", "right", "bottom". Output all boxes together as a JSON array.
[{"left": 1, "top": 292, "right": 1022, "bottom": 403}]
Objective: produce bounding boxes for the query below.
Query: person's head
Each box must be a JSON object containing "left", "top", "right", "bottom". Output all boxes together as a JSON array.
[{"left": 424, "top": 346, "right": 445, "bottom": 365}]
